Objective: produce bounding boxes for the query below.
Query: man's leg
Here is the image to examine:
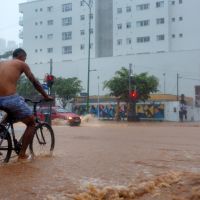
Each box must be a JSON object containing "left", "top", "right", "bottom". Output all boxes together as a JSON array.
[{"left": 18, "top": 115, "right": 35, "bottom": 159}]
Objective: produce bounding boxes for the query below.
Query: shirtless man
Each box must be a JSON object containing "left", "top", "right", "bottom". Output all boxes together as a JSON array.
[{"left": 0, "top": 48, "right": 53, "bottom": 160}]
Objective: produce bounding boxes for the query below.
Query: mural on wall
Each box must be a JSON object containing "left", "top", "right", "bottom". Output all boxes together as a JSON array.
[
  {"left": 73, "top": 103, "right": 164, "bottom": 120},
  {"left": 136, "top": 103, "right": 164, "bottom": 120},
  {"left": 73, "top": 104, "right": 127, "bottom": 119}
]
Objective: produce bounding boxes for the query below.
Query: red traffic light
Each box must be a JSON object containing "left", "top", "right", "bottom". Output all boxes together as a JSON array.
[
  {"left": 130, "top": 90, "right": 138, "bottom": 100},
  {"left": 47, "top": 74, "right": 54, "bottom": 81}
]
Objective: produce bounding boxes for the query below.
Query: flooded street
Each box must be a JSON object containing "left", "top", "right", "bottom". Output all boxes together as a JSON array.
[{"left": 1, "top": 121, "right": 200, "bottom": 199}]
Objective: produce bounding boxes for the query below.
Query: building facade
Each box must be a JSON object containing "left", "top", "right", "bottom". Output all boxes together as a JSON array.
[{"left": 19, "top": 0, "right": 200, "bottom": 99}]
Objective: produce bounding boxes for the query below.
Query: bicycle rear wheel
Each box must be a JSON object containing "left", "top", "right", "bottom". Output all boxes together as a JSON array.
[
  {"left": 0, "top": 125, "right": 12, "bottom": 163},
  {"left": 29, "top": 122, "right": 55, "bottom": 157}
]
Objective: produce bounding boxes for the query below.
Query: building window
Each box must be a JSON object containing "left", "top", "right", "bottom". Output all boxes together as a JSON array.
[
  {"left": 47, "top": 34, "right": 53, "bottom": 39},
  {"left": 40, "top": 35, "right": 43, "bottom": 39},
  {"left": 89, "top": 13, "right": 93, "bottom": 19},
  {"left": 126, "top": 6, "right": 131, "bottom": 12},
  {"left": 156, "top": 1, "right": 164, "bottom": 8},
  {"left": 80, "top": 15, "right": 85, "bottom": 20},
  {"left": 47, "top": 48, "right": 53, "bottom": 53},
  {"left": 156, "top": 34, "right": 165, "bottom": 41},
  {"left": 62, "top": 46, "right": 72, "bottom": 54},
  {"left": 171, "top": 1, "right": 175, "bottom": 5},
  {"left": 35, "top": 9, "right": 38, "bottom": 12},
  {"left": 80, "top": 44, "right": 85, "bottom": 50},
  {"left": 117, "top": 24, "right": 122, "bottom": 30},
  {"left": 137, "top": 36, "right": 150, "bottom": 43},
  {"left": 171, "top": 17, "right": 175, "bottom": 22},
  {"left": 136, "top": 4, "right": 150, "bottom": 10},
  {"left": 117, "top": 8, "right": 122, "bottom": 14},
  {"left": 35, "top": 49, "right": 38, "bottom": 53},
  {"left": 40, "top": 21, "right": 43, "bottom": 25},
  {"left": 117, "top": 39, "right": 122, "bottom": 45},
  {"left": 47, "top": 6, "right": 53, "bottom": 12},
  {"left": 126, "top": 38, "right": 132, "bottom": 45},
  {"left": 62, "top": 17, "right": 72, "bottom": 26},
  {"left": 40, "top": 8, "right": 43, "bottom": 12},
  {"left": 172, "top": 34, "right": 175, "bottom": 38},
  {"left": 156, "top": 18, "right": 165, "bottom": 24},
  {"left": 47, "top": 20, "right": 54, "bottom": 25},
  {"left": 136, "top": 20, "right": 150, "bottom": 27},
  {"left": 35, "top": 22, "right": 38, "bottom": 25},
  {"left": 80, "top": 30, "right": 85, "bottom": 35},
  {"left": 62, "top": 3, "right": 72, "bottom": 12},
  {"left": 62, "top": 32, "right": 72, "bottom": 40},
  {"left": 35, "top": 36, "right": 38, "bottom": 39},
  {"left": 179, "top": 16, "right": 183, "bottom": 21},
  {"left": 179, "top": 0, "right": 183, "bottom": 4},
  {"left": 80, "top": 1, "right": 84, "bottom": 6},
  {"left": 90, "top": 28, "right": 93, "bottom": 34},
  {"left": 90, "top": 43, "right": 93, "bottom": 49},
  {"left": 179, "top": 33, "right": 183, "bottom": 38},
  {"left": 126, "top": 22, "right": 131, "bottom": 29}
]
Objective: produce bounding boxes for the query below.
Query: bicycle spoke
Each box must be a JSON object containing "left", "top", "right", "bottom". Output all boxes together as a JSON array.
[{"left": 29, "top": 123, "right": 55, "bottom": 157}]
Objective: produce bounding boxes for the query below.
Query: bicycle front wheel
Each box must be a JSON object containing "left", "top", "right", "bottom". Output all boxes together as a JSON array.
[
  {"left": 0, "top": 125, "right": 12, "bottom": 163},
  {"left": 29, "top": 123, "right": 55, "bottom": 157}
]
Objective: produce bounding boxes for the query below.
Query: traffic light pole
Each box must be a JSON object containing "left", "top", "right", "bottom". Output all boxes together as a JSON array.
[
  {"left": 48, "top": 59, "right": 53, "bottom": 126},
  {"left": 127, "top": 66, "right": 137, "bottom": 122}
]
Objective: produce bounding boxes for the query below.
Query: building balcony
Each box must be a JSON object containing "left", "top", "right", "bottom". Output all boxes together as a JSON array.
[
  {"left": 19, "top": 30, "right": 23, "bottom": 39},
  {"left": 19, "top": 16, "right": 23, "bottom": 26}
]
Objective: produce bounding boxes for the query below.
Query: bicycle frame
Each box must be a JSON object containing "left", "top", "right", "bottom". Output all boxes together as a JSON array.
[{"left": 4, "top": 118, "right": 23, "bottom": 154}]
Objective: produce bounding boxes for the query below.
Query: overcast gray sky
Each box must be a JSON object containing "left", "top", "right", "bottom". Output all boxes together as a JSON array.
[{"left": 0, "top": 0, "right": 26, "bottom": 43}]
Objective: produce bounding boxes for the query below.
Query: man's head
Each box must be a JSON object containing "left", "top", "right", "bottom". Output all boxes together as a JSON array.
[{"left": 12, "top": 48, "right": 27, "bottom": 61}]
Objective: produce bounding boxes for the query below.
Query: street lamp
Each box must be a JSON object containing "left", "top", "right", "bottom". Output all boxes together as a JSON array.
[{"left": 82, "top": 0, "right": 93, "bottom": 113}]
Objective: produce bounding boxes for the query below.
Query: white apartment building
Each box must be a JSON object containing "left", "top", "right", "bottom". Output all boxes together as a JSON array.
[{"left": 19, "top": 0, "right": 200, "bottom": 100}]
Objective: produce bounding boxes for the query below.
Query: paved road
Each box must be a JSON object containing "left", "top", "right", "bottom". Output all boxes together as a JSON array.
[{"left": 1, "top": 121, "right": 200, "bottom": 199}]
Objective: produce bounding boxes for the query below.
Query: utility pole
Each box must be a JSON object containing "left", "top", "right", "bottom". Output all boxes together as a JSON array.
[
  {"left": 48, "top": 58, "right": 53, "bottom": 125},
  {"left": 177, "top": 73, "right": 180, "bottom": 101},
  {"left": 82, "top": 0, "right": 93, "bottom": 114}
]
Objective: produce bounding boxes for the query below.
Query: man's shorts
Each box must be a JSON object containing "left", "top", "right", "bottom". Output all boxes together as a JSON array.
[{"left": 0, "top": 94, "right": 32, "bottom": 121}]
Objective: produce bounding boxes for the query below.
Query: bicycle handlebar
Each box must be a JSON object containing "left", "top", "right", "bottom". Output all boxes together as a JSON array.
[{"left": 25, "top": 98, "right": 53, "bottom": 104}]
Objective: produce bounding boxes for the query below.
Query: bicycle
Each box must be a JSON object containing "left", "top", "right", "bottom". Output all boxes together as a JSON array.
[{"left": 0, "top": 98, "right": 55, "bottom": 163}]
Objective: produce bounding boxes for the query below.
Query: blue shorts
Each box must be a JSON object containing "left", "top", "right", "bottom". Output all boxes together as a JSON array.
[{"left": 0, "top": 94, "right": 32, "bottom": 121}]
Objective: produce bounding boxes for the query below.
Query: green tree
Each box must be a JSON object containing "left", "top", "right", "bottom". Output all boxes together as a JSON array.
[
  {"left": 0, "top": 51, "right": 13, "bottom": 59},
  {"left": 17, "top": 75, "right": 39, "bottom": 98},
  {"left": 103, "top": 67, "right": 159, "bottom": 120},
  {"left": 53, "top": 77, "right": 82, "bottom": 108}
]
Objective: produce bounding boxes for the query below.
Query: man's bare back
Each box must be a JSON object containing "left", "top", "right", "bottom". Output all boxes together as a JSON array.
[{"left": 0, "top": 60, "right": 24, "bottom": 96}]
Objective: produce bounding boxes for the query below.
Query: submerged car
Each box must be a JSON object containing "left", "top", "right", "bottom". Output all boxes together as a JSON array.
[{"left": 37, "top": 106, "right": 81, "bottom": 126}]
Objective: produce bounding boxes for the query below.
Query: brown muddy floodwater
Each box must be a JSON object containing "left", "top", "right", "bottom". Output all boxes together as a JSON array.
[{"left": 1, "top": 119, "right": 200, "bottom": 200}]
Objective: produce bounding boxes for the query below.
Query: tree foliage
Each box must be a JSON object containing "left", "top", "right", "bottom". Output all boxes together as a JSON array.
[
  {"left": 53, "top": 77, "right": 82, "bottom": 108},
  {"left": 103, "top": 67, "right": 159, "bottom": 102},
  {"left": 17, "top": 75, "right": 39, "bottom": 98},
  {"left": 0, "top": 51, "right": 13, "bottom": 59}
]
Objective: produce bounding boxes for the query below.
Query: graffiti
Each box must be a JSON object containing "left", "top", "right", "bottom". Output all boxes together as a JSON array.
[
  {"left": 136, "top": 103, "right": 164, "bottom": 120},
  {"left": 73, "top": 104, "right": 127, "bottom": 119},
  {"left": 73, "top": 103, "right": 164, "bottom": 120}
]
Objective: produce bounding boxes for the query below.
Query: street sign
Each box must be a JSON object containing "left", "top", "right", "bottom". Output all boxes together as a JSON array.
[
  {"left": 42, "top": 83, "right": 49, "bottom": 90},
  {"left": 80, "top": 92, "right": 88, "bottom": 97}
]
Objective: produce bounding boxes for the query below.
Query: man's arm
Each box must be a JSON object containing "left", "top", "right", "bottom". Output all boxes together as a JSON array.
[{"left": 22, "top": 63, "right": 52, "bottom": 99}]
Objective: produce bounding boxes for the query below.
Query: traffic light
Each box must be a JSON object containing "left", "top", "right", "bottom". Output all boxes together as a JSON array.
[
  {"left": 46, "top": 74, "right": 54, "bottom": 87},
  {"left": 130, "top": 90, "right": 138, "bottom": 101}
]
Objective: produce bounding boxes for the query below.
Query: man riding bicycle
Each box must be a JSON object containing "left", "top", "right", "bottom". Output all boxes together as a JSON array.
[{"left": 0, "top": 48, "right": 53, "bottom": 161}]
